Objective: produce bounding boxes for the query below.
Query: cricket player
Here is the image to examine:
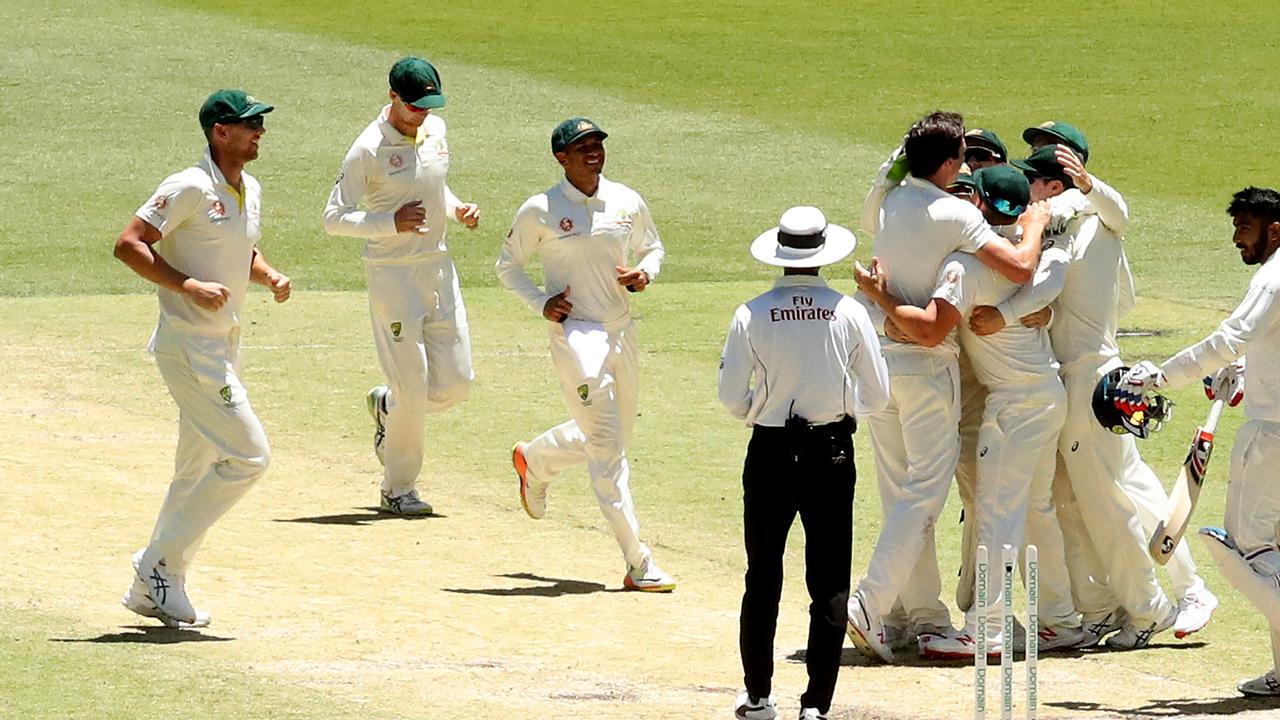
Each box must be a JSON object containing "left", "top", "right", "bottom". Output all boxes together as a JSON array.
[
  {"left": 721, "top": 206, "right": 889, "bottom": 720},
  {"left": 496, "top": 117, "right": 674, "bottom": 591},
  {"left": 963, "top": 128, "right": 1008, "bottom": 170},
  {"left": 323, "top": 57, "right": 481, "bottom": 516},
  {"left": 856, "top": 167, "right": 1085, "bottom": 657},
  {"left": 846, "top": 112, "right": 1051, "bottom": 662},
  {"left": 1120, "top": 187, "right": 1280, "bottom": 694},
  {"left": 115, "top": 89, "right": 290, "bottom": 627}
]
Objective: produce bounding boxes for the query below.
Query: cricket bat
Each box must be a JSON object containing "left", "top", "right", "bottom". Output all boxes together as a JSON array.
[{"left": 1148, "top": 398, "right": 1225, "bottom": 564}]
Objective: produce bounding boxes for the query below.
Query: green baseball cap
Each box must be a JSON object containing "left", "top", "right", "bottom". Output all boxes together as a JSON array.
[
  {"left": 198, "top": 89, "right": 273, "bottom": 131},
  {"left": 1022, "top": 121, "right": 1090, "bottom": 163},
  {"left": 1011, "top": 145, "right": 1076, "bottom": 190},
  {"left": 948, "top": 172, "right": 978, "bottom": 192},
  {"left": 389, "top": 57, "right": 446, "bottom": 109},
  {"left": 551, "top": 117, "right": 608, "bottom": 154},
  {"left": 973, "top": 165, "right": 1030, "bottom": 219},
  {"left": 964, "top": 128, "right": 1007, "bottom": 161}
]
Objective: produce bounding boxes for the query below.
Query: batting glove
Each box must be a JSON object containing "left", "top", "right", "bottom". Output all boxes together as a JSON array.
[
  {"left": 875, "top": 144, "right": 909, "bottom": 187},
  {"left": 1114, "top": 360, "right": 1165, "bottom": 419},
  {"left": 1204, "top": 360, "right": 1245, "bottom": 407}
]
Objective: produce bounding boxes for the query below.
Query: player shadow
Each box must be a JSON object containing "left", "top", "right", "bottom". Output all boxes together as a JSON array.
[
  {"left": 50, "top": 626, "right": 233, "bottom": 644},
  {"left": 442, "top": 572, "right": 622, "bottom": 598},
  {"left": 1050, "top": 695, "right": 1278, "bottom": 717},
  {"left": 800, "top": 639, "right": 1207, "bottom": 668},
  {"left": 273, "top": 507, "right": 449, "bottom": 525}
]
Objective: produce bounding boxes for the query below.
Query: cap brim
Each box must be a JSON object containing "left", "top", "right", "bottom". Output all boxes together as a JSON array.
[
  {"left": 409, "top": 94, "right": 446, "bottom": 109},
  {"left": 1010, "top": 159, "right": 1036, "bottom": 173},
  {"left": 966, "top": 140, "right": 1006, "bottom": 160},
  {"left": 238, "top": 103, "right": 274, "bottom": 119},
  {"left": 749, "top": 224, "right": 856, "bottom": 268}
]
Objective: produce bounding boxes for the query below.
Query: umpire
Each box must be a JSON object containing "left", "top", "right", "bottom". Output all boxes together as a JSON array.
[{"left": 719, "top": 207, "right": 890, "bottom": 720}]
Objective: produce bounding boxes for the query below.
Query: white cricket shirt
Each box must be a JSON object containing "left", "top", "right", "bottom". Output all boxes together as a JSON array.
[
  {"left": 1162, "top": 250, "right": 1280, "bottom": 422},
  {"left": 861, "top": 176, "right": 1000, "bottom": 362},
  {"left": 323, "top": 107, "right": 462, "bottom": 264},
  {"left": 1049, "top": 215, "right": 1127, "bottom": 373},
  {"left": 933, "top": 248, "right": 1065, "bottom": 387},
  {"left": 496, "top": 176, "right": 664, "bottom": 328},
  {"left": 135, "top": 149, "right": 261, "bottom": 335},
  {"left": 719, "top": 275, "right": 890, "bottom": 427}
]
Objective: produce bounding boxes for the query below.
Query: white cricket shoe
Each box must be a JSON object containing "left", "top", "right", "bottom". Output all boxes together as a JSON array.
[
  {"left": 135, "top": 552, "right": 197, "bottom": 625},
  {"left": 512, "top": 442, "right": 547, "bottom": 519},
  {"left": 919, "top": 630, "right": 999, "bottom": 661},
  {"left": 1105, "top": 604, "right": 1178, "bottom": 650},
  {"left": 624, "top": 557, "right": 676, "bottom": 592},
  {"left": 1078, "top": 608, "right": 1127, "bottom": 647},
  {"left": 733, "top": 691, "right": 777, "bottom": 720},
  {"left": 798, "top": 708, "right": 827, "bottom": 720},
  {"left": 1173, "top": 588, "right": 1218, "bottom": 638},
  {"left": 1239, "top": 670, "right": 1280, "bottom": 696},
  {"left": 846, "top": 589, "right": 893, "bottom": 663},
  {"left": 366, "top": 385, "right": 388, "bottom": 466},
  {"left": 379, "top": 489, "right": 434, "bottom": 516},
  {"left": 1038, "top": 624, "right": 1089, "bottom": 652},
  {"left": 122, "top": 551, "right": 210, "bottom": 628}
]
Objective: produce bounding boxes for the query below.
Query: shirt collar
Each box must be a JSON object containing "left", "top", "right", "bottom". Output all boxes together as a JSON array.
[
  {"left": 905, "top": 174, "right": 950, "bottom": 197},
  {"left": 377, "top": 104, "right": 423, "bottom": 145},
  {"left": 558, "top": 175, "right": 607, "bottom": 205},
  {"left": 199, "top": 148, "right": 229, "bottom": 186},
  {"left": 772, "top": 274, "right": 829, "bottom": 289}
]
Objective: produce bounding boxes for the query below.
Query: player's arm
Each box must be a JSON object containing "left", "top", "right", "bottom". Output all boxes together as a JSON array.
[
  {"left": 717, "top": 305, "right": 756, "bottom": 421},
  {"left": 860, "top": 145, "right": 907, "bottom": 237},
  {"left": 249, "top": 247, "right": 291, "bottom": 303},
  {"left": 854, "top": 258, "right": 962, "bottom": 347},
  {"left": 1159, "top": 284, "right": 1279, "bottom": 389},
  {"left": 845, "top": 301, "right": 891, "bottom": 416},
  {"left": 115, "top": 184, "right": 229, "bottom": 311},
  {"left": 973, "top": 236, "right": 1072, "bottom": 335},
  {"left": 444, "top": 185, "right": 481, "bottom": 229},
  {"left": 1055, "top": 146, "right": 1128, "bottom": 235},
  {"left": 618, "top": 195, "right": 664, "bottom": 292},
  {"left": 322, "top": 148, "right": 399, "bottom": 238},
  {"left": 495, "top": 199, "right": 555, "bottom": 315},
  {"left": 972, "top": 201, "right": 1050, "bottom": 284}
]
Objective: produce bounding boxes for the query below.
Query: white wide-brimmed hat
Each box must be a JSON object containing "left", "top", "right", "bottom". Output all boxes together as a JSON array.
[{"left": 750, "top": 206, "right": 856, "bottom": 268}]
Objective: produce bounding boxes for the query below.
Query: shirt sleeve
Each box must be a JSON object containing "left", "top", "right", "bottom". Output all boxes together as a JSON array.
[
  {"left": 322, "top": 146, "right": 398, "bottom": 238},
  {"left": 1082, "top": 177, "right": 1129, "bottom": 237},
  {"left": 717, "top": 304, "right": 756, "bottom": 422},
  {"left": 996, "top": 241, "right": 1072, "bottom": 325},
  {"left": 628, "top": 195, "right": 665, "bottom": 282},
  {"left": 495, "top": 199, "right": 552, "bottom": 315},
  {"left": 932, "top": 258, "right": 975, "bottom": 315},
  {"left": 954, "top": 205, "right": 997, "bottom": 254},
  {"left": 444, "top": 184, "right": 463, "bottom": 219},
  {"left": 1161, "top": 282, "right": 1280, "bottom": 389},
  {"left": 135, "top": 175, "right": 203, "bottom": 236},
  {"left": 846, "top": 301, "right": 891, "bottom": 417}
]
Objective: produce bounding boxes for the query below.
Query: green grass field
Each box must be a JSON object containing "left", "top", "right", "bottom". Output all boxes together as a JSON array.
[{"left": 4, "top": 1, "right": 1280, "bottom": 718}]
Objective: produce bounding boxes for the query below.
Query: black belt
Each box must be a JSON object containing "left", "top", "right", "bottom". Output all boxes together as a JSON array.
[{"left": 753, "top": 415, "right": 856, "bottom": 437}]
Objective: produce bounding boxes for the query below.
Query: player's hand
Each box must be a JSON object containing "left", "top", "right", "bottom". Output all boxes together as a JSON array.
[
  {"left": 1018, "top": 200, "right": 1052, "bottom": 232},
  {"left": 1020, "top": 306, "right": 1053, "bottom": 329},
  {"left": 968, "top": 305, "right": 1005, "bottom": 336},
  {"left": 1055, "top": 146, "right": 1093, "bottom": 195},
  {"left": 884, "top": 315, "right": 914, "bottom": 344},
  {"left": 542, "top": 286, "right": 573, "bottom": 323},
  {"left": 1204, "top": 360, "right": 1245, "bottom": 407},
  {"left": 615, "top": 266, "right": 650, "bottom": 293},
  {"left": 183, "top": 278, "right": 231, "bottom": 311},
  {"left": 455, "top": 202, "right": 481, "bottom": 229},
  {"left": 267, "top": 272, "right": 292, "bottom": 303},
  {"left": 394, "top": 200, "right": 428, "bottom": 234},
  {"left": 1121, "top": 360, "right": 1166, "bottom": 396},
  {"left": 854, "top": 258, "right": 887, "bottom": 298}
]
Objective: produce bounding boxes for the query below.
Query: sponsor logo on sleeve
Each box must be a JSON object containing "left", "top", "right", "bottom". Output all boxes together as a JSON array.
[
  {"left": 153, "top": 195, "right": 168, "bottom": 210},
  {"left": 219, "top": 385, "right": 234, "bottom": 406},
  {"left": 577, "top": 383, "right": 592, "bottom": 406},
  {"left": 391, "top": 321, "right": 403, "bottom": 342}
]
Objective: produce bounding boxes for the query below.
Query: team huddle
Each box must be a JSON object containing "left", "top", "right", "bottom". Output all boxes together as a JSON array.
[{"left": 109, "top": 56, "right": 1280, "bottom": 720}]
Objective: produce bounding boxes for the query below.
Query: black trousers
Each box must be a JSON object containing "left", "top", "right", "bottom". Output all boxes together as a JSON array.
[{"left": 739, "top": 417, "right": 856, "bottom": 713}]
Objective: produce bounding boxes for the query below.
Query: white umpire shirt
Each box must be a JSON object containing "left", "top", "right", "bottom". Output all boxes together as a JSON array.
[
  {"left": 135, "top": 149, "right": 261, "bottom": 336},
  {"left": 1161, "top": 249, "right": 1280, "bottom": 422},
  {"left": 862, "top": 176, "right": 1002, "bottom": 362},
  {"left": 323, "top": 107, "right": 462, "bottom": 264},
  {"left": 496, "top": 176, "right": 664, "bottom": 328},
  {"left": 718, "top": 275, "right": 890, "bottom": 427}
]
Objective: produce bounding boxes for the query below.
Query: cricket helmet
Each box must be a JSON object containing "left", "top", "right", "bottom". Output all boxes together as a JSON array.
[{"left": 1092, "top": 366, "right": 1173, "bottom": 439}]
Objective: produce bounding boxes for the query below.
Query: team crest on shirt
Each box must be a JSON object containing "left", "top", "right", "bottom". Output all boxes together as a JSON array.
[
  {"left": 559, "top": 217, "right": 574, "bottom": 232},
  {"left": 577, "top": 383, "right": 591, "bottom": 406},
  {"left": 391, "top": 321, "right": 403, "bottom": 342},
  {"left": 219, "top": 385, "right": 234, "bottom": 406},
  {"left": 153, "top": 195, "right": 168, "bottom": 210},
  {"left": 210, "top": 200, "right": 227, "bottom": 219},
  {"left": 389, "top": 154, "right": 404, "bottom": 169}
]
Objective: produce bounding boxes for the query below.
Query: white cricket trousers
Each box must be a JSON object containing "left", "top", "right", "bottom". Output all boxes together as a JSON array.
[
  {"left": 1223, "top": 419, "right": 1280, "bottom": 668},
  {"left": 969, "top": 377, "right": 1075, "bottom": 633},
  {"left": 1054, "top": 363, "right": 1172, "bottom": 626},
  {"left": 366, "top": 256, "right": 473, "bottom": 496},
  {"left": 859, "top": 354, "right": 960, "bottom": 618},
  {"left": 521, "top": 320, "right": 650, "bottom": 569},
  {"left": 146, "top": 325, "right": 271, "bottom": 572}
]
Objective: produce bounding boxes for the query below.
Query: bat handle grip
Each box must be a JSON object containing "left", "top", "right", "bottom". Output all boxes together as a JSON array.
[{"left": 1204, "top": 398, "right": 1226, "bottom": 433}]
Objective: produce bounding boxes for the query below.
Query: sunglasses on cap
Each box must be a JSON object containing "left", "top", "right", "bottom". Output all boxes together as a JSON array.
[{"left": 965, "top": 147, "right": 997, "bottom": 162}]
